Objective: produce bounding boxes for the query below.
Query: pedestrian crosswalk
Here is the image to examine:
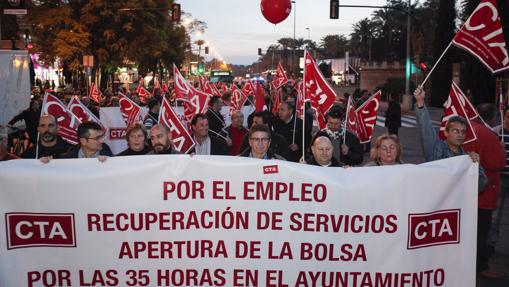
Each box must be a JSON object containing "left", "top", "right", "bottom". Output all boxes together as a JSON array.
[{"left": 376, "top": 114, "right": 441, "bottom": 129}]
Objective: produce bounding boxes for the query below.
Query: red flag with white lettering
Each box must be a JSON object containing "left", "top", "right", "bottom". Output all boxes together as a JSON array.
[
  {"left": 439, "top": 82, "right": 478, "bottom": 144},
  {"left": 118, "top": 92, "right": 143, "bottom": 127},
  {"left": 42, "top": 93, "right": 81, "bottom": 145},
  {"left": 230, "top": 84, "right": 248, "bottom": 113},
  {"left": 303, "top": 50, "right": 337, "bottom": 129},
  {"left": 354, "top": 90, "right": 381, "bottom": 143},
  {"left": 89, "top": 83, "right": 104, "bottom": 103},
  {"left": 345, "top": 96, "right": 363, "bottom": 141},
  {"left": 173, "top": 64, "right": 211, "bottom": 122},
  {"left": 273, "top": 62, "right": 288, "bottom": 89},
  {"left": 210, "top": 82, "right": 222, "bottom": 97},
  {"left": 137, "top": 86, "right": 152, "bottom": 103},
  {"left": 68, "top": 96, "right": 106, "bottom": 132},
  {"left": 452, "top": 0, "right": 509, "bottom": 73},
  {"left": 242, "top": 81, "right": 255, "bottom": 96},
  {"left": 158, "top": 97, "right": 196, "bottom": 154}
]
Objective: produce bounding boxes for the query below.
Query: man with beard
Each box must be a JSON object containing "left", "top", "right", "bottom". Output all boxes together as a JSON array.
[
  {"left": 322, "top": 105, "right": 363, "bottom": 166},
  {"left": 22, "top": 115, "right": 73, "bottom": 159},
  {"left": 149, "top": 124, "right": 180, "bottom": 154}
]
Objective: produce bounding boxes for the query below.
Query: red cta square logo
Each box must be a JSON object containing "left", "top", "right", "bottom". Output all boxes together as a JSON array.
[
  {"left": 263, "top": 165, "right": 279, "bottom": 174},
  {"left": 5, "top": 213, "right": 77, "bottom": 249},
  {"left": 109, "top": 128, "right": 127, "bottom": 140},
  {"left": 407, "top": 209, "right": 460, "bottom": 249}
]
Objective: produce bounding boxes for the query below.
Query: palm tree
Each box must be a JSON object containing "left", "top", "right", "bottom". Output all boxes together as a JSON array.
[{"left": 350, "top": 18, "right": 375, "bottom": 61}]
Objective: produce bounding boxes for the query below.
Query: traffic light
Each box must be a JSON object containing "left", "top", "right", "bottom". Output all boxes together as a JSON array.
[
  {"left": 171, "top": 3, "right": 181, "bottom": 22},
  {"left": 330, "top": 0, "right": 339, "bottom": 19},
  {"left": 205, "top": 46, "right": 209, "bottom": 54},
  {"left": 197, "top": 63, "right": 205, "bottom": 74},
  {"left": 258, "top": 48, "right": 262, "bottom": 56}
]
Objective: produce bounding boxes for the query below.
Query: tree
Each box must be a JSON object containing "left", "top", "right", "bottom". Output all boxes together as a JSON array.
[
  {"left": 350, "top": 18, "right": 375, "bottom": 61},
  {"left": 429, "top": 0, "right": 456, "bottom": 107},
  {"left": 319, "top": 35, "right": 349, "bottom": 58}
]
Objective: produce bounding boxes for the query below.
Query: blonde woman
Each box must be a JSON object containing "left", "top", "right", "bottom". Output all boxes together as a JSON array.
[{"left": 365, "top": 134, "right": 402, "bottom": 166}]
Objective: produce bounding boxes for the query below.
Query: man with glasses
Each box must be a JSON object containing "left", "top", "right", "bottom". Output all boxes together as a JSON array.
[
  {"left": 61, "top": 121, "right": 113, "bottom": 161},
  {"left": 240, "top": 125, "right": 285, "bottom": 160},
  {"left": 414, "top": 87, "right": 484, "bottom": 174}
]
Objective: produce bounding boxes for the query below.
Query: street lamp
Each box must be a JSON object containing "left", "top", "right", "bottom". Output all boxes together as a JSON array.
[{"left": 291, "top": 0, "right": 296, "bottom": 78}]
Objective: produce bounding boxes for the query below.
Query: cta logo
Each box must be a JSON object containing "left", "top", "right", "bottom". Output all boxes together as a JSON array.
[
  {"left": 109, "top": 128, "right": 126, "bottom": 140},
  {"left": 5, "top": 213, "right": 76, "bottom": 249},
  {"left": 263, "top": 165, "right": 279, "bottom": 174},
  {"left": 407, "top": 209, "right": 460, "bottom": 249}
]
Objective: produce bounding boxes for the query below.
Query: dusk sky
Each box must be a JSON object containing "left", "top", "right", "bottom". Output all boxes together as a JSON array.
[{"left": 181, "top": 0, "right": 387, "bottom": 65}]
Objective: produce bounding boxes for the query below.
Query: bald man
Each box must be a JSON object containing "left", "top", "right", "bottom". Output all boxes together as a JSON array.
[
  {"left": 306, "top": 133, "right": 342, "bottom": 167},
  {"left": 22, "top": 114, "right": 73, "bottom": 159},
  {"left": 149, "top": 124, "right": 180, "bottom": 154}
]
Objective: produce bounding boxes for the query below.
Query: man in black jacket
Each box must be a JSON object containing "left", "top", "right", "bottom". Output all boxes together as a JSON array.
[
  {"left": 191, "top": 113, "right": 229, "bottom": 155},
  {"left": 322, "top": 105, "right": 363, "bottom": 166},
  {"left": 22, "top": 114, "right": 73, "bottom": 159},
  {"left": 149, "top": 124, "right": 180, "bottom": 154},
  {"left": 61, "top": 121, "right": 113, "bottom": 161}
]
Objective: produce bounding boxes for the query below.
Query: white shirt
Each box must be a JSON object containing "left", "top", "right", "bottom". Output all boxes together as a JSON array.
[{"left": 194, "top": 136, "right": 211, "bottom": 155}]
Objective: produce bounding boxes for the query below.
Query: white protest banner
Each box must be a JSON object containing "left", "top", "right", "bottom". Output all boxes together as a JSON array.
[
  {"left": 0, "top": 156, "right": 477, "bottom": 287},
  {"left": 99, "top": 107, "right": 148, "bottom": 154}
]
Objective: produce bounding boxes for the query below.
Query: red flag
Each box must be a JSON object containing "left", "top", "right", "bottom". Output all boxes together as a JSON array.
[
  {"left": 118, "top": 92, "right": 143, "bottom": 127},
  {"left": 271, "top": 88, "right": 282, "bottom": 115},
  {"left": 210, "top": 82, "right": 222, "bottom": 97},
  {"left": 173, "top": 64, "right": 211, "bottom": 122},
  {"left": 158, "top": 97, "right": 196, "bottom": 154},
  {"left": 220, "top": 82, "right": 228, "bottom": 94},
  {"left": 161, "top": 79, "right": 169, "bottom": 94},
  {"left": 154, "top": 77, "right": 161, "bottom": 90},
  {"left": 439, "top": 82, "right": 478, "bottom": 144},
  {"left": 68, "top": 96, "right": 106, "bottom": 132},
  {"left": 136, "top": 79, "right": 143, "bottom": 94},
  {"left": 452, "top": 0, "right": 509, "bottom": 73},
  {"left": 137, "top": 86, "right": 152, "bottom": 103},
  {"left": 230, "top": 85, "right": 248, "bottom": 112},
  {"left": 345, "top": 96, "right": 363, "bottom": 141},
  {"left": 255, "top": 82, "right": 266, "bottom": 112},
  {"left": 89, "top": 83, "right": 104, "bottom": 103},
  {"left": 303, "top": 50, "right": 337, "bottom": 129},
  {"left": 151, "top": 77, "right": 161, "bottom": 96},
  {"left": 273, "top": 63, "right": 288, "bottom": 89},
  {"left": 354, "top": 90, "right": 381, "bottom": 143},
  {"left": 42, "top": 93, "right": 81, "bottom": 145},
  {"left": 242, "top": 81, "right": 255, "bottom": 96}
]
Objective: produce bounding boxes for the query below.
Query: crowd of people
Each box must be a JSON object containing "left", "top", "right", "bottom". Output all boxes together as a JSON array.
[{"left": 0, "top": 80, "right": 508, "bottom": 280}]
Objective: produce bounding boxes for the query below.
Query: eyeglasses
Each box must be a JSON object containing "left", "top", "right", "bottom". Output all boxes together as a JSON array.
[
  {"left": 86, "top": 134, "right": 105, "bottom": 141},
  {"left": 250, "top": 137, "right": 270, "bottom": 143}
]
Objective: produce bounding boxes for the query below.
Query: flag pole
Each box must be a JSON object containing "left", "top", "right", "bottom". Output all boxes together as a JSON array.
[
  {"left": 421, "top": 41, "right": 453, "bottom": 87},
  {"left": 300, "top": 50, "right": 307, "bottom": 161},
  {"left": 501, "top": 87, "right": 505, "bottom": 141},
  {"left": 343, "top": 98, "right": 350, "bottom": 144}
]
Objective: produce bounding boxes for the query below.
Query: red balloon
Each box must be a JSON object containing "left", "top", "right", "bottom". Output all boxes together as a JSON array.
[{"left": 261, "top": 0, "right": 292, "bottom": 25}]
